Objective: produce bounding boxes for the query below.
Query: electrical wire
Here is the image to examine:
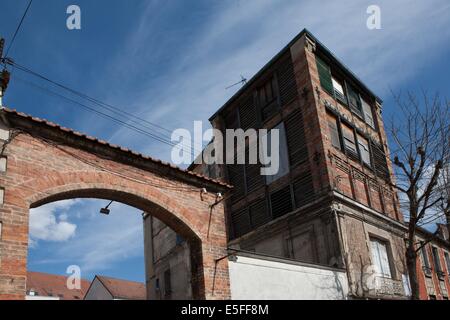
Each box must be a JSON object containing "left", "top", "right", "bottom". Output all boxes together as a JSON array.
[
  {"left": 4, "top": 0, "right": 33, "bottom": 58},
  {"left": 6, "top": 59, "right": 205, "bottom": 156},
  {"left": 14, "top": 75, "right": 198, "bottom": 156}
]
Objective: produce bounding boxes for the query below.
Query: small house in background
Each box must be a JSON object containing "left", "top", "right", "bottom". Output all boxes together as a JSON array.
[
  {"left": 26, "top": 271, "right": 90, "bottom": 300},
  {"left": 84, "top": 275, "right": 146, "bottom": 300}
]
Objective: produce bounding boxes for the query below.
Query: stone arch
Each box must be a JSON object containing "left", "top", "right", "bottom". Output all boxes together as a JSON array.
[{"left": 0, "top": 108, "right": 231, "bottom": 300}]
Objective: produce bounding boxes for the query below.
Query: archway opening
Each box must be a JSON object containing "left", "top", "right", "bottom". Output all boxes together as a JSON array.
[{"left": 26, "top": 190, "right": 203, "bottom": 300}]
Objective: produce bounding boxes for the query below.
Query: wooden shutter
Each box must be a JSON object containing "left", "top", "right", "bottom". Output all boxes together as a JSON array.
[
  {"left": 227, "top": 162, "right": 246, "bottom": 202},
  {"left": 224, "top": 109, "right": 238, "bottom": 129},
  {"left": 239, "top": 95, "right": 258, "bottom": 130},
  {"left": 270, "top": 185, "right": 293, "bottom": 219},
  {"left": 231, "top": 207, "right": 251, "bottom": 238},
  {"left": 361, "top": 98, "right": 375, "bottom": 128},
  {"left": 245, "top": 141, "right": 264, "bottom": 193},
  {"left": 277, "top": 58, "right": 298, "bottom": 106},
  {"left": 342, "top": 124, "right": 358, "bottom": 160},
  {"left": 432, "top": 247, "right": 442, "bottom": 273},
  {"left": 421, "top": 243, "right": 430, "bottom": 269},
  {"left": 285, "top": 110, "right": 308, "bottom": 166},
  {"left": 347, "top": 84, "right": 362, "bottom": 116},
  {"left": 316, "top": 56, "right": 333, "bottom": 95},
  {"left": 327, "top": 113, "right": 341, "bottom": 149},
  {"left": 293, "top": 172, "right": 315, "bottom": 208},
  {"left": 444, "top": 252, "right": 450, "bottom": 274},
  {"left": 371, "top": 140, "right": 390, "bottom": 180},
  {"left": 249, "top": 199, "right": 270, "bottom": 229}
]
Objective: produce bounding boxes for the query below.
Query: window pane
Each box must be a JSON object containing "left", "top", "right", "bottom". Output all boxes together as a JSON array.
[
  {"left": 371, "top": 238, "right": 392, "bottom": 278},
  {"left": 347, "top": 85, "right": 362, "bottom": 115}
]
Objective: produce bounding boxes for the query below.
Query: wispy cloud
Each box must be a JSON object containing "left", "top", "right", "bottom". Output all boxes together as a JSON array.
[
  {"left": 29, "top": 199, "right": 79, "bottom": 245},
  {"left": 85, "top": 0, "right": 450, "bottom": 164}
]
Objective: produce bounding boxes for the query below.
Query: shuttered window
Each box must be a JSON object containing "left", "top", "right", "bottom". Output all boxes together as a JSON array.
[
  {"left": 432, "top": 247, "right": 443, "bottom": 273},
  {"left": 239, "top": 95, "right": 258, "bottom": 130},
  {"left": 316, "top": 56, "right": 333, "bottom": 95},
  {"left": 227, "top": 162, "right": 246, "bottom": 202},
  {"left": 258, "top": 77, "right": 279, "bottom": 122},
  {"left": 370, "top": 238, "right": 392, "bottom": 278},
  {"left": 342, "top": 124, "right": 358, "bottom": 159},
  {"left": 371, "top": 140, "right": 390, "bottom": 180},
  {"left": 249, "top": 199, "right": 270, "bottom": 229},
  {"left": 245, "top": 139, "right": 264, "bottom": 192},
  {"left": 327, "top": 113, "right": 341, "bottom": 149},
  {"left": 332, "top": 77, "right": 347, "bottom": 104},
  {"left": 231, "top": 207, "right": 251, "bottom": 238},
  {"left": 261, "top": 122, "right": 290, "bottom": 185},
  {"left": 357, "top": 134, "right": 371, "bottom": 166},
  {"left": 270, "top": 186, "right": 293, "bottom": 219},
  {"left": 277, "top": 58, "right": 298, "bottom": 106},
  {"left": 224, "top": 109, "right": 238, "bottom": 129},
  {"left": 361, "top": 98, "right": 375, "bottom": 128},
  {"left": 347, "top": 84, "right": 363, "bottom": 116},
  {"left": 421, "top": 243, "right": 431, "bottom": 270},
  {"left": 285, "top": 110, "right": 308, "bottom": 166},
  {"left": 444, "top": 252, "right": 450, "bottom": 274},
  {"left": 293, "top": 172, "right": 315, "bottom": 208}
]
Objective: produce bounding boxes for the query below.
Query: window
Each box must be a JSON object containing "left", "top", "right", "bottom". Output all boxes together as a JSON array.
[
  {"left": 164, "top": 269, "right": 171, "bottom": 298},
  {"left": 420, "top": 241, "right": 431, "bottom": 275},
  {"left": 327, "top": 113, "right": 341, "bottom": 149},
  {"left": 332, "top": 77, "right": 346, "bottom": 103},
  {"left": 347, "top": 84, "right": 363, "bottom": 116},
  {"left": 357, "top": 134, "right": 371, "bottom": 166},
  {"left": 270, "top": 186, "right": 293, "bottom": 219},
  {"left": 258, "top": 77, "right": 278, "bottom": 121},
  {"left": 444, "top": 252, "right": 450, "bottom": 274},
  {"left": 261, "top": 122, "right": 290, "bottom": 185},
  {"left": 370, "top": 238, "right": 392, "bottom": 278},
  {"left": 361, "top": 98, "right": 375, "bottom": 128},
  {"left": 432, "top": 247, "right": 443, "bottom": 276},
  {"left": 341, "top": 124, "right": 357, "bottom": 157},
  {"left": 316, "top": 56, "right": 333, "bottom": 95}
]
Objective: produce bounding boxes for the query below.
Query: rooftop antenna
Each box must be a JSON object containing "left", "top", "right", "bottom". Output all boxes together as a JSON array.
[{"left": 225, "top": 75, "right": 247, "bottom": 90}]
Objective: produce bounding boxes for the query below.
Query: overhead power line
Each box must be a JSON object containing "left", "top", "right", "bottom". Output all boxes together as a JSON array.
[
  {"left": 5, "top": 0, "right": 34, "bottom": 58},
  {"left": 14, "top": 75, "right": 197, "bottom": 156},
  {"left": 6, "top": 59, "right": 205, "bottom": 156}
]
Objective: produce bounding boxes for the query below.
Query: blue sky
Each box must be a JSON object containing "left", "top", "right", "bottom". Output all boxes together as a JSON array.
[{"left": 1, "top": 0, "right": 449, "bottom": 283}]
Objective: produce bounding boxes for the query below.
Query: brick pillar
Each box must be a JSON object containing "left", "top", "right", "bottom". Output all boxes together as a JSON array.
[{"left": 0, "top": 204, "right": 28, "bottom": 300}]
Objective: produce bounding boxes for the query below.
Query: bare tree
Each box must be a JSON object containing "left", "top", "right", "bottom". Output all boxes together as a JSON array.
[{"left": 388, "top": 91, "right": 449, "bottom": 300}]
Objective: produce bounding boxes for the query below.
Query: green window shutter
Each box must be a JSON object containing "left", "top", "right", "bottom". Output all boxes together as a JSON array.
[{"left": 315, "top": 56, "right": 333, "bottom": 95}]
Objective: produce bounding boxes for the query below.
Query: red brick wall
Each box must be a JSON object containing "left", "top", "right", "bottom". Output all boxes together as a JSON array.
[{"left": 0, "top": 124, "right": 230, "bottom": 300}]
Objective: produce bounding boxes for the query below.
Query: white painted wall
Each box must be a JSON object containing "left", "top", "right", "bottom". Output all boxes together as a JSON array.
[{"left": 229, "top": 255, "right": 349, "bottom": 300}]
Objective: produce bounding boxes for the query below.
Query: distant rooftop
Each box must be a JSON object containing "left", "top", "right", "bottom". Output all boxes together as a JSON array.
[
  {"left": 26, "top": 271, "right": 90, "bottom": 300},
  {"left": 94, "top": 275, "right": 146, "bottom": 300}
]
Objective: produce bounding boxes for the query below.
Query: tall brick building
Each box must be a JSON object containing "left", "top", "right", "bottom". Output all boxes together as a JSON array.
[{"left": 146, "top": 29, "right": 411, "bottom": 299}]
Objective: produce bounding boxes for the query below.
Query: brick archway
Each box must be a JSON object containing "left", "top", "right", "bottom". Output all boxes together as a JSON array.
[{"left": 0, "top": 108, "right": 231, "bottom": 300}]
